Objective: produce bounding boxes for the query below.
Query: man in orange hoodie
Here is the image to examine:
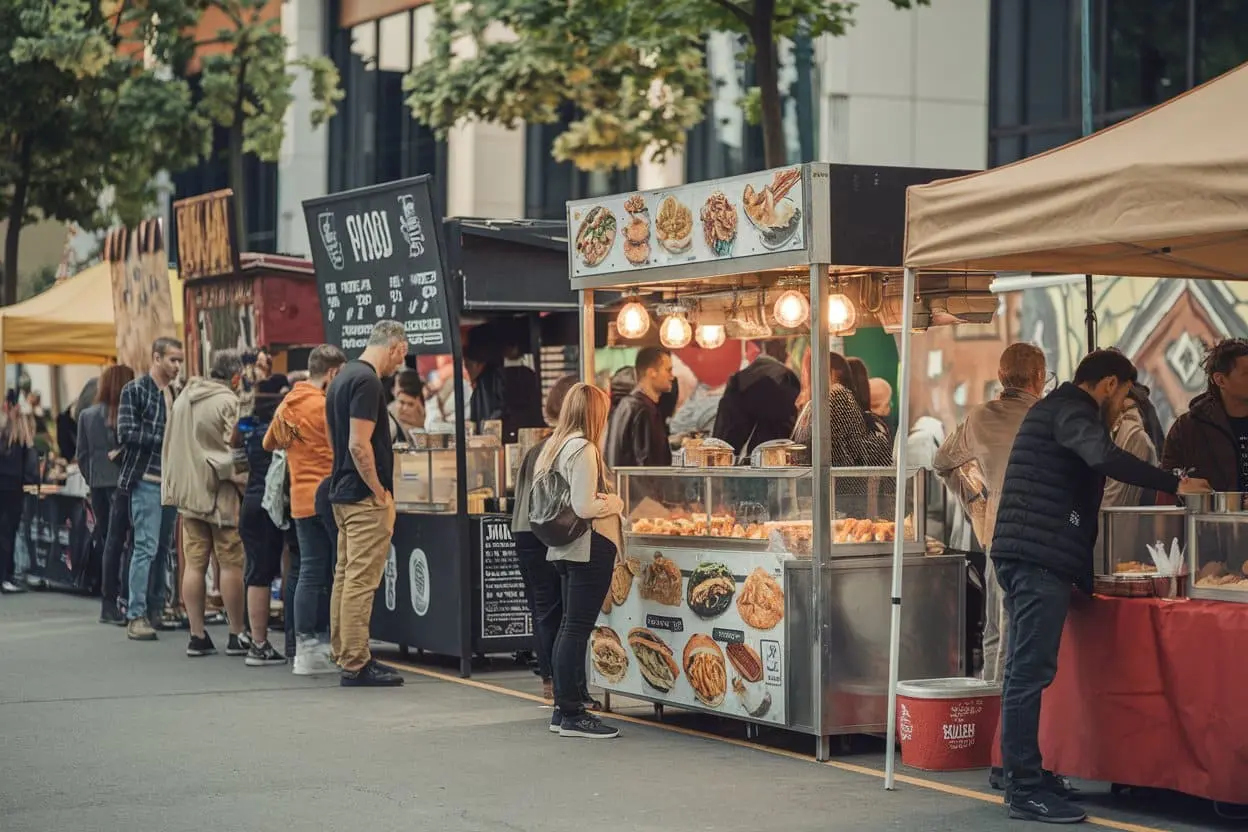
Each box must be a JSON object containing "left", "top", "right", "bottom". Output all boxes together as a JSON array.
[{"left": 264, "top": 344, "right": 347, "bottom": 675}]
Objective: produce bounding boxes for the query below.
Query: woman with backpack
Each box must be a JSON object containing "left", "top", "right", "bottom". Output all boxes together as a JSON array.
[{"left": 530, "top": 382, "right": 623, "bottom": 739}]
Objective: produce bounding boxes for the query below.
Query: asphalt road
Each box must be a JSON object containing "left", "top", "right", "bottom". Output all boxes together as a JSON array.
[{"left": 0, "top": 592, "right": 1234, "bottom": 832}]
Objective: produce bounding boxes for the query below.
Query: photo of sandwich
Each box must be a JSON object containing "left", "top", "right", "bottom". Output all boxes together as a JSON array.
[
  {"left": 686, "top": 561, "right": 735, "bottom": 619},
  {"left": 612, "top": 556, "right": 639, "bottom": 606},
  {"left": 736, "top": 567, "right": 785, "bottom": 630},
  {"left": 640, "top": 554, "right": 682, "bottom": 606},
  {"left": 590, "top": 627, "right": 629, "bottom": 684},
  {"left": 683, "top": 634, "right": 727, "bottom": 708},
  {"left": 726, "top": 642, "right": 763, "bottom": 683},
  {"left": 628, "top": 627, "right": 680, "bottom": 693}
]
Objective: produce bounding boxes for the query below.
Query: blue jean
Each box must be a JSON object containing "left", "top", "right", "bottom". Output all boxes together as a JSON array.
[
  {"left": 995, "top": 558, "right": 1072, "bottom": 792},
  {"left": 126, "top": 480, "right": 176, "bottom": 621},
  {"left": 293, "top": 516, "right": 334, "bottom": 642}
]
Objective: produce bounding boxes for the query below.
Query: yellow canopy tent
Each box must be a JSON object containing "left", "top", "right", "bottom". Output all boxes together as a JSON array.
[{"left": 0, "top": 262, "right": 183, "bottom": 365}]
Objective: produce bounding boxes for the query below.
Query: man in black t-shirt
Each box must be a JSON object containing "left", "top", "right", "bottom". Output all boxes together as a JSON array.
[{"left": 326, "top": 320, "right": 409, "bottom": 687}]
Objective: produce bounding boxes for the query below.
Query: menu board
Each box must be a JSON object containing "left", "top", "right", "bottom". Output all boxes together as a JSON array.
[
  {"left": 479, "top": 516, "right": 533, "bottom": 640},
  {"left": 302, "top": 176, "right": 451, "bottom": 356},
  {"left": 590, "top": 546, "right": 788, "bottom": 726},
  {"left": 567, "top": 166, "right": 807, "bottom": 279}
]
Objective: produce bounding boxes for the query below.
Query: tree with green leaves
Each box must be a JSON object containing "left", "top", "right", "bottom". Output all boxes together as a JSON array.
[
  {"left": 143, "top": 0, "right": 343, "bottom": 247},
  {"left": 406, "top": 0, "right": 927, "bottom": 174},
  {"left": 0, "top": 0, "right": 205, "bottom": 306}
]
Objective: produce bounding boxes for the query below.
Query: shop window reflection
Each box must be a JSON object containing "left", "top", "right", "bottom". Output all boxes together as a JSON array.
[
  {"left": 1105, "top": 0, "right": 1187, "bottom": 111},
  {"left": 1195, "top": 0, "right": 1248, "bottom": 83}
]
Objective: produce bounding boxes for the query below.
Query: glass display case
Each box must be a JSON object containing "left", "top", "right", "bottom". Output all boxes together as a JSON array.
[
  {"left": 1098, "top": 506, "right": 1187, "bottom": 575},
  {"left": 616, "top": 466, "right": 925, "bottom": 558},
  {"left": 1188, "top": 510, "right": 1248, "bottom": 602},
  {"left": 394, "top": 446, "right": 501, "bottom": 514}
]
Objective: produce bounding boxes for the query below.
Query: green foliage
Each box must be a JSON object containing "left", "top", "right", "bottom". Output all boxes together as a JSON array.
[
  {"left": 405, "top": 0, "right": 927, "bottom": 173},
  {"left": 17, "top": 264, "right": 57, "bottom": 302}
]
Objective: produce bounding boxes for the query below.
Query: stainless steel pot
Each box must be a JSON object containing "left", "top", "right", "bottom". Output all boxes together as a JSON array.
[
  {"left": 684, "top": 446, "right": 735, "bottom": 467},
  {"left": 1183, "top": 492, "right": 1248, "bottom": 514},
  {"left": 750, "top": 439, "right": 804, "bottom": 468}
]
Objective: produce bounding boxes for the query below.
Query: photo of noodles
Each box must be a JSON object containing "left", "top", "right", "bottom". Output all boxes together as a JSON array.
[{"left": 700, "top": 191, "right": 737, "bottom": 257}]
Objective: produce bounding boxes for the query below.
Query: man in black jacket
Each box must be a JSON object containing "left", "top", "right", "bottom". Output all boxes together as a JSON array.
[
  {"left": 606, "top": 346, "right": 674, "bottom": 469},
  {"left": 991, "top": 350, "right": 1209, "bottom": 824},
  {"left": 713, "top": 340, "right": 800, "bottom": 456}
]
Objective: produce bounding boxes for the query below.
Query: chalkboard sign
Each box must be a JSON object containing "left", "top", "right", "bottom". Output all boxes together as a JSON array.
[
  {"left": 302, "top": 176, "right": 451, "bottom": 356},
  {"left": 479, "top": 516, "right": 532, "bottom": 640}
]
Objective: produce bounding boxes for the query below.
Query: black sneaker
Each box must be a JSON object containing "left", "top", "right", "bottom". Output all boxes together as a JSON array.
[
  {"left": 226, "top": 632, "right": 253, "bottom": 656},
  {"left": 99, "top": 606, "right": 125, "bottom": 625},
  {"left": 558, "top": 711, "right": 619, "bottom": 739},
  {"left": 340, "top": 660, "right": 405, "bottom": 687},
  {"left": 995, "top": 769, "right": 1081, "bottom": 802},
  {"left": 149, "top": 616, "right": 172, "bottom": 632},
  {"left": 245, "top": 641, "right": 287, "bottom": 667},
  {"left": 549, "top": 708, "right": 563, "bottom": 734},
  {"left": 187, "top": 633, "right": 217, "bottom": 657},
  {"left": 1008, "top": 789, "right": 1087, "bottom": 824}
]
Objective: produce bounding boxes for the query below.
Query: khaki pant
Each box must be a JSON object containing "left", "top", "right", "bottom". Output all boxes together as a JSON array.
[
  {"left": 982, "top": 550, "right": 1009, "bottom": 684},
  {"left": 330, "top": 497, "right": 395, "bottom": 672},
  {"left": 181, "top": 516, "right": 244, "bottom": 572}
]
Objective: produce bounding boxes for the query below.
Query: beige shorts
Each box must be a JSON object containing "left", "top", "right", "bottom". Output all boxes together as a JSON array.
[{"left": 181, "top": 516, "right": 245, "bottom": 572}]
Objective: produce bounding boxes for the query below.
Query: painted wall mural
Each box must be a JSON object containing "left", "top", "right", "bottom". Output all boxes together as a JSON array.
[{"left": 909, "top": 278, "right": 1248, "bottom": 436}]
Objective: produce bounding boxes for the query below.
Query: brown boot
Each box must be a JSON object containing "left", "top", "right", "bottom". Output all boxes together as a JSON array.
[
  {"left": 127, "top": 618, "right": 157, "bottom": 641},
  {"left": 542, "top": 678, "right": 554, "bottom": 703}
]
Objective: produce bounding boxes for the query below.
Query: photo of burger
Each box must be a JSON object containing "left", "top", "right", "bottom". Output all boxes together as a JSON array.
[
  {"left": 640, "top": 553, "right": 682, "bottom": 606},
  {"left": 628, "top": 627, "right": 680, "bottom": 693},
  {"left": 683, "top": 634, "right": 727, "bottom": 708},
  {"left": 590, "top": 627, "right": 629, "bottom": 684},
  {"left": 686, "top": 561, "right": 735, "bottom": 619}
]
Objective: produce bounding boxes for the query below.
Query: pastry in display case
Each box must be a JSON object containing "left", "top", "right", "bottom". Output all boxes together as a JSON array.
[
  {"left": 394, "top": 444, "right": 501, "bottom": 514},
  {"left": 1187, "top": 499, "right": 1248, "bottom": 601},
  {"left": 1097, "top": 506, "right": 1187, "bottom": 576},
  {"left": 827, "top": 467, "right": 925, "bottom": 555}
]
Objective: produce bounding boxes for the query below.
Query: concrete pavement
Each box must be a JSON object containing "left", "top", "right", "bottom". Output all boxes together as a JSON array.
[{"left": 0, "top": 592, "right": 1232, "bottom": 832}]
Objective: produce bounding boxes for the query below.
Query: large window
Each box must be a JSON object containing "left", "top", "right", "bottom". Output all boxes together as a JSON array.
[
  {"left": 328, "top": 7, "right": 445, "bottom": 206},
  {"left": 989, "top": 0, "right": 1248, "bottom": 167}
]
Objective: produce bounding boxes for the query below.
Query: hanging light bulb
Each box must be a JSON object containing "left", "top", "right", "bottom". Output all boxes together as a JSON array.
[
  {"left": 659, "top": 313, "right": 693, "bottom": 349},
  {"left": 616, "top": 300, "right": 650, "bottom": 340},
  {"left": 694, "top": 323, "right": 726, "bottom": 350},
  {"left": 826, "top": 292, "right": 858, "bottom": 335},
  {"left": 773, "top": 289, "right": 810, "bottom": 329}
]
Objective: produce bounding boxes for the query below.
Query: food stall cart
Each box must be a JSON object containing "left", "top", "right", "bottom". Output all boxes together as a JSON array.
[
  {"left": 174, "top": 190, "right": 324, "bottom": 375},
  {"left": 303, "top": 178, "right": 596, "bottom": 676},
  {"left": 890, "top": 61, "right": 1248, "bottom": 801},
  {"left": 568, "top": 163, "right": 985, "bottom": 754}
]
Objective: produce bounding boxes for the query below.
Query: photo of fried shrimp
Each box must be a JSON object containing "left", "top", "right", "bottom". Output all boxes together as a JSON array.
[
  {"left": 700, "top": 191, "right": 737, "bottom": 257},
  {"left": 655, "top": 195, "right": 693, "bottom": 253}
]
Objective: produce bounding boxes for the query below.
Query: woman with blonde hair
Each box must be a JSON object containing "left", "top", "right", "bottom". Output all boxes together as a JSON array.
[
  {"left": 535, "top": 382, "right": 623, "bottom": 739},
  {"left": 0, "top": 393, "right": 38, "bottom": 594}
]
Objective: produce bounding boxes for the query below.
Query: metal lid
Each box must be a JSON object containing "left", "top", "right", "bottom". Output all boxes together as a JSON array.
[{"left": 896, "top": 678, "right": 1002, "bottom": 700}]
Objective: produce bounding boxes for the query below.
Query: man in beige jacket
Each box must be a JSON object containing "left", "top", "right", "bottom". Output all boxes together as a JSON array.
[
  {"left": 934, "top": 343, "right": 1046, "bottom": 685},
  {"left": 163, "top": 349, "right": 249, "bottom": 659}
]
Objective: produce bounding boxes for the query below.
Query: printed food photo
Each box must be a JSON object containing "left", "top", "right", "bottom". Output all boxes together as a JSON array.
[
  {"left": 628, "top": 627, "right": 680, "bottom": 693},
  {"left": 622, "top": 194, "right": 651, "bottom": 266},
  {"left": 683, "top": 634, "right": 728, "bottom": 708},
  {"left": 640, "top": 553, "right": 683, "bottom": 606},
  {"left": 590, "top": 626, "right": 630, "bottom": 684},
  {"left": 737, "top": 567, "right": 785, "bottom": 630},
  {"left": 655, "top": 195, "right": 693, "bottom": 254},
  {"left": 686, "top": 561, "right": 736, "bottom": 619},
  {"left": 700, "top": 191, "right": 738, "bottom": 257},
  {"left": 574, "top": 205, "right": 617, "bottom": 267},
  {"left": 742, "top": 168, "right": 802, "bottom": 249}
]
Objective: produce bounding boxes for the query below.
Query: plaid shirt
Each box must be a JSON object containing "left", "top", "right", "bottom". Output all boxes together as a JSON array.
[{"left": 117, "top": 374, "right": 168, "bottom": 491}]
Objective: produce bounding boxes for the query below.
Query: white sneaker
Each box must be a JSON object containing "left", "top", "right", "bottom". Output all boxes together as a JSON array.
[{"left": 292, "top": 638, "right": 338, "bottom": 676}]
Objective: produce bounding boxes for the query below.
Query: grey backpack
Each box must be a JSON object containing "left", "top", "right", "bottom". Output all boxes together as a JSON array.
[{"left": 528, "top": 441, "right": 603, "bottom": 548}]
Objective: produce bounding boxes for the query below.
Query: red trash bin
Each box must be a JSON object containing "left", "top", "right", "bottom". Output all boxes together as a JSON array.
[{"left": 896, "top": 678, "right": 1001, "bottom": 771}]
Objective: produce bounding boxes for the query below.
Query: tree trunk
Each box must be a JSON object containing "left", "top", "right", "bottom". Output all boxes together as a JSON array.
[
  {"left": 3, "top": 136, "right": 34, "bottom": 308},
  {"left": 753, "top": 0, "right": 786, "bottom": 169},
  {"left": 228, "top": 60, "right": 249, "bottom": 251}
]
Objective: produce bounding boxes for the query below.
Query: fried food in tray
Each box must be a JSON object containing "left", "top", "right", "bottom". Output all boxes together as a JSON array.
[
  {"left": 686, "top": 562, "right": 735, "bottom": 619},
  {"left": 590, "top": 626, "right": 629, "bottom": 684},
  {"left": 700, "top": 191, "right": 737, "bottom": 257},
  {"left": 1113, "top": 560, "right": 1157, "bottom": 575},
  {"left": 683, "top": 634, "right": 727, "bottom": 708},
  {"left": 628, "top": 627, "right": 679, "bottom": 692},
  {"left": 737, "top": 567, "right": 785, "bottom": 630},
  {"left": 639, "top": 554, "right": 682, "bottom": 606},
  {"left": 831, "top": 516, "right": 913, "bottom": 544},
  {"left": 1195, "top": 561, "right": 1248, "bottom": 589},
  {"left": 630, "top": 513, "right": 767, "bottom": 540}
]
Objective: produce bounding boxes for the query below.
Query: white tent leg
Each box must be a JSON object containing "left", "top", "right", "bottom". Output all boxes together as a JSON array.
[{"left": 884, "top": 266, "right": 918, "bottom": 790}]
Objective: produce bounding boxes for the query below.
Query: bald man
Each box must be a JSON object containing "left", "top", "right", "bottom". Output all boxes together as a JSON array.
[{"left": 869, "top": 378, "right": 892, "bottom": 419}]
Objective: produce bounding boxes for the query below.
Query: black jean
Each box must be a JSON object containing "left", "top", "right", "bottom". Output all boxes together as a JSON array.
[
  {"left": 0, "top": 489, "right": 24, "bottom": 582},
  {"left": 996, "top": 558, "right": 1072, "bottom": 792},
  {"left": 85, "top": 486, "right": 116, "bottom": 595},
  {"left": 515, "top": 530, "right": 561, "bottom": 681},
  {"left": 552, "top": 532, "right": 616, "bottom": 714},
  {"left": 100, "top": 489, "right": 133, "bottom": 614}
]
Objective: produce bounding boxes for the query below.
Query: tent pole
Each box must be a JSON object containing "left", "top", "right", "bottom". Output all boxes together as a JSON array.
[
  {"left": 1080, "top": 0, "right": 1097, "bottom": 353},
  {"left": 884, "top": 266, "right": 917, "bottom": 790}
]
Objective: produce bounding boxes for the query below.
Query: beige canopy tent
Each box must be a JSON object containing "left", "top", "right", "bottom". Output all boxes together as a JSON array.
[
  {"left": 904, "top": 62, "right": 1248, "bottom": 280},
  {"left": 883, "top": 61, "right": 1248, "bottom": 790},
  {"left": 0, "top": 262, "right": 183, "bottom": 365}
]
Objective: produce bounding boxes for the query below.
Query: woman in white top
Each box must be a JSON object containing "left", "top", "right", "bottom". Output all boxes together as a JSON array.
[{"left": 535, "top": 382, "right": 623, "bottom": 739}]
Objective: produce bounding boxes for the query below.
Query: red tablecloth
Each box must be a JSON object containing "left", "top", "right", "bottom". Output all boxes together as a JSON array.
[{"left": 992, "top": 596, "right": 1248, "bottom": 804}]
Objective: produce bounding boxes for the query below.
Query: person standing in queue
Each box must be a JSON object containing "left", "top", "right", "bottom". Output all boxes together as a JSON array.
[
  {"left": 1163, "top": 337, "right": 1248, "bottom": 492},
  {"left": 536, "top": 383, "right": 623, "bottom": 739},
  {"left": 162, "top": 349, "right": 250, "bottom": 658},
  {"left": 327, "top": 321, "right": 408, "bottom": 687},
  {"left": 78, "top": 364, "right": 135, "bottom": 619},
  {"left": 511, "top": 374, "right": 577, "bottom": 703},
  {"left": 0, "top": 397, "right": 37, "bottom": 594},
  {"left": 990, "top": 350, "right": 1209, "bottom": 824},
  {"left": 713, "top": 340, "right": 800, "bottom": 457},
  {"left": 264, "top": 344, "right": 347, "bottom": 675},
  {"left": 118, "top": 337, "right": 183, "bottom": 641},
  {"left": 605, "top": 346, "right": 674, "bottom": 469}
]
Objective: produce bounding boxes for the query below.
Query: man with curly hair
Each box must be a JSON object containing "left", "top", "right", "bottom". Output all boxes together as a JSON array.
[{"left": 1163, "top": 338, "right": 1248, "bottom": 492}]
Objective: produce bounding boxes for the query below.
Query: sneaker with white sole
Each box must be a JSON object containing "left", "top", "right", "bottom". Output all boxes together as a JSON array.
[
  {"left": 292, "top": 638, "right": 338, "bottom": 676},
  {"left": 225, "top": 632, "right": 252, "bottom": 656},
  {"left": 1008, "top": 789, "right": 1087, "bottom": 824},
  {"left": 245, "top": 641, "right": 287, "bottom": 667},
  {"left": 558, "top": 711, "right": 619, "bottom": 739},
  {"left": 549, "top": 708, "right": 563, "bottom": 734}
]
